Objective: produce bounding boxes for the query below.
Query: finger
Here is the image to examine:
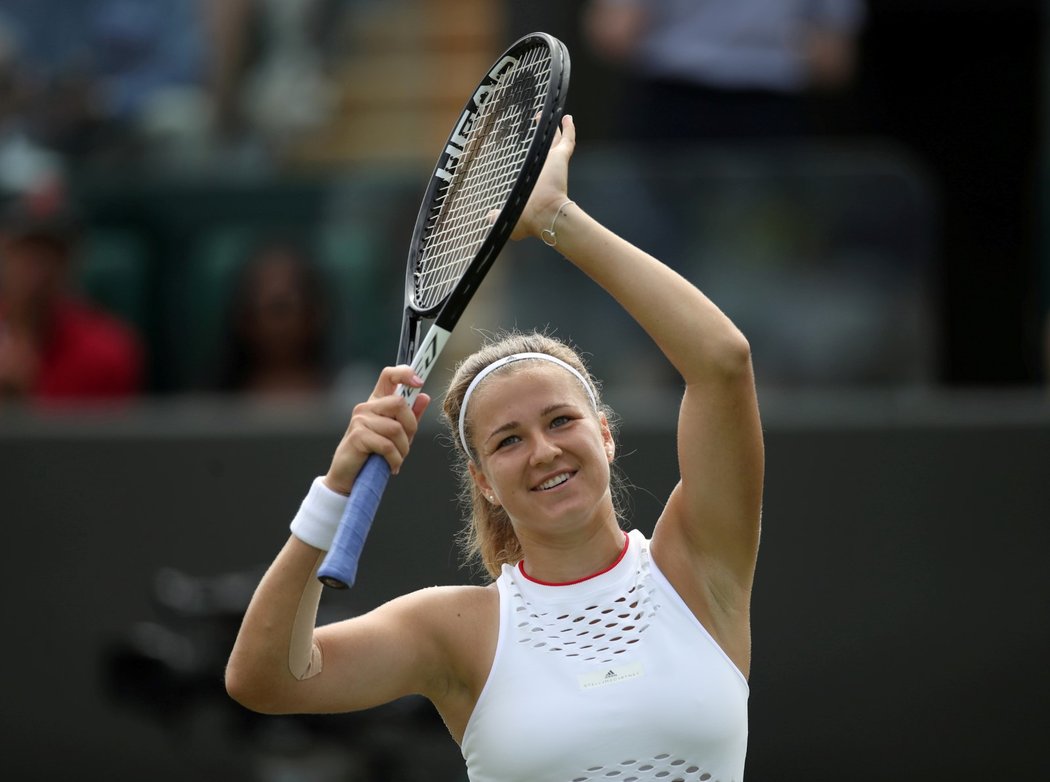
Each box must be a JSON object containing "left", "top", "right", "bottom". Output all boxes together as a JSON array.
[
  {"left": 367, "top": 392, "right": 415, "bottom": 420},
  {"left": 371, "top": 364, "right": 424, "bottom": 399},
  {"left": 358, "top": 387, "right": 424, "bottom": 434},
  {"left": 379, "top": 396, "right": 430, "bottom": 474},
  {"left": 328, "top": 383, "right": 422, "bottom": 489},
  {"left": 389, "top": 394, "right": 423, "bottom": 440},
  {"left": 411, "top": 392, "right": 431, "bottom": 423},
  {"left": 373, "top": 414, "right": 413, "bottom": 457},
  {"left": 554, "top": 114, "right": 575, "bottom": 156},
  {"left": 372, "top": 393, "right": 430, "bottom": 446},
  {"left": 354, "top": 408, "right": 412, "bottom": 458},
  {"left": 562, "top": 113, "right": 575, "bottom": 139},
  {"left": 355, "top": 426, "right": 409, "bottom": 474},
  {"left": 327, "top": 411, "right": 407, "bottom": 493},
  {"left": 381, "top": 393, "right": 431, "bottom": 473}
]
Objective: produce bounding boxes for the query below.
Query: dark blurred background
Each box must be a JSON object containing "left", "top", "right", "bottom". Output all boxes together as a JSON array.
[{"left": 1, "top": 1, "right": 1047, "bottom": 780}]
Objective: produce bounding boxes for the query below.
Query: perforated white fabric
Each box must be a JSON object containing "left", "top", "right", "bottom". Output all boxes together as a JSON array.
[
  {"left": 571, "top": 756, "right": 719, "bottom": 782},
  {"left": 462, "top": 530, "right": 749, "bottom": 782},
  {"left": 507, "top": 541, "right": 658, "bottom": 664}
]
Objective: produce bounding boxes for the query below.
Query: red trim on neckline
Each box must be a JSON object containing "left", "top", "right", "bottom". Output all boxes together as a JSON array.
[{"left": 518, "top": 531, "right": 630, "bottom": 586}]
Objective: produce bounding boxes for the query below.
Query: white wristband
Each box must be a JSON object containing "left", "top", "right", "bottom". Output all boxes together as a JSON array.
[{"left": 289, "top": 477, "right": 347, "bottom": 551}]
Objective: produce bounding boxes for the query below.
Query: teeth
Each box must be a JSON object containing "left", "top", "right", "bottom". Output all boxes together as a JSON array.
[{"left": 537, "top": 473, "right": 571, "bottom": 491}]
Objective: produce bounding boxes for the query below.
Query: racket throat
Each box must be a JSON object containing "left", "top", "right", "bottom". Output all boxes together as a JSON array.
[{"left": 399, "top": 325, "right": 452, "bottom": 405}]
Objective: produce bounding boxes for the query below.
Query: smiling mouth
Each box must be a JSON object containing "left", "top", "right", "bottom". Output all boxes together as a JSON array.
[{"left": 534, "top": 471, "right": 575, "bottom": 491}]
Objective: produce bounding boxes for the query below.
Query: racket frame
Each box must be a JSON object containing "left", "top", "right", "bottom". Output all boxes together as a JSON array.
[
  {"left": 317, "top": 32, "right": 570, "bottom": 589},
  {"left": 397, "top": 32, "right": 571, "bottom": 400}
]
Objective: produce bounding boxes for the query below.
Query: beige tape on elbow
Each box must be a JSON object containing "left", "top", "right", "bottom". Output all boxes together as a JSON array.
[{"left": 288, "top": 551, "right": 326, "bottom": 680}]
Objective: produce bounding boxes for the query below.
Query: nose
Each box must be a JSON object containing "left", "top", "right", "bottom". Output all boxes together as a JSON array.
[{"left": 528, "top": 432, "right": 561, "bottom": 466}]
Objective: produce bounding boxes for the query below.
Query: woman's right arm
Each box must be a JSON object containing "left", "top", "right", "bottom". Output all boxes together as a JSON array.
[{"left": 224, "top": 365, "right": 442, "bottom": 715}]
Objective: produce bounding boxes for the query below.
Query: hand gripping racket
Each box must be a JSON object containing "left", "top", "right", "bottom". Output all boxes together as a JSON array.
[{"left": 318, "top": 33, "right": 571, "bottom": 588}]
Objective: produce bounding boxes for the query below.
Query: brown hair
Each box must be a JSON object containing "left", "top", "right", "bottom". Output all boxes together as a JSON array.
[{"left": 441, "top": 331, "right": 621, "bottom": 580}]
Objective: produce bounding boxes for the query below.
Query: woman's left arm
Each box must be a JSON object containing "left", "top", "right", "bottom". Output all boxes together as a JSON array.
[{"left": 517, "top": 117, "right": 763, "bottom": 599}]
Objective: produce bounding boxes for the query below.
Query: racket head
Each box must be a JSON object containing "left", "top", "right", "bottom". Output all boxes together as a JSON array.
[{"left": 404, "top": 33, "right": 570, "bottom": 329}]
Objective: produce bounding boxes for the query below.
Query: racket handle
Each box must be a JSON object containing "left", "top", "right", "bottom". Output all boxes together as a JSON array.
[{"left": 317, "top": 454, "right": 391, "bottom": 589}]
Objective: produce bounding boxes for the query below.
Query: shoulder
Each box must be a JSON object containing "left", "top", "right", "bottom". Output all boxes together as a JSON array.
[
  {"left": 47, "top": 298, "right": 143, "bottom": 391},
  {"left": 406, "top": 582, "right": 498, "bottom": 613},
  {"left": 327, "top": 583, "right": 498, "bottom": 679},
  {"left": 388, "top": 583, "right": 499, "bottom": 641},
  {"left": 392, "top": 583, "right": 500, "bottom": 694},
  {"left": 58, "top": 299, "right": 141, "bottom": 348},
  {"left": 50, "top": 299, "right": 142, "bottom": 365}
]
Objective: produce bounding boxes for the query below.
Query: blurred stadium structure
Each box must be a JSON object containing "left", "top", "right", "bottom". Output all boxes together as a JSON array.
[{"left": 0, "top": 0, "right": 1043, "bottom": 391}]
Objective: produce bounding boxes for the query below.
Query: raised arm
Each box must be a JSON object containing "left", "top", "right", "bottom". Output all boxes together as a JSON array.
[
  {"left": 225, "top": 367, "right": 451, "bottom": 715},
  {"left": 514, "top": 117, "right": 764, "bottom": 631}
]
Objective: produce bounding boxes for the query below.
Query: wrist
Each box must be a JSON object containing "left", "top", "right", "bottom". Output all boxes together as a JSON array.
[
  {"left": 540, "top": 199, "right": 576, "bottom": 247},
  {"left": 322, "top": 471, "right": 353, "bottom": 497},
  {"left": 289, "top": 476, "right": 348, "bottom": 551}
]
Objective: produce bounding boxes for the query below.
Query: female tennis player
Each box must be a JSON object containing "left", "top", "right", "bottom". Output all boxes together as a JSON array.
[{"left": 226, "top": 115, "right": 764, "bottom": 782}]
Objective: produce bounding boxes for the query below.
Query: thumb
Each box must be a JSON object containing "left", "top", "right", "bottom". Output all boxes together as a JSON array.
[{"left": 412, "top": 392, "right": 432, "bottom": 421}]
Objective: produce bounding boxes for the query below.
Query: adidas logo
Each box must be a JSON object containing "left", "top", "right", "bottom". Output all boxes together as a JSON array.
[{"left": 578, "top": 661, "right": 643, "bottom": 689}]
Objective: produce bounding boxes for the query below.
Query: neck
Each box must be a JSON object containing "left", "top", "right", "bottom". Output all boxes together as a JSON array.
[{"left": 517, "top": 522, "right": 627, "bottom": 585}]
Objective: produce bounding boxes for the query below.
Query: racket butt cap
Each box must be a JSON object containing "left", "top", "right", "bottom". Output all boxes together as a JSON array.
[{"left": 318, "top": 575, "right": 350, "bottom": 589}]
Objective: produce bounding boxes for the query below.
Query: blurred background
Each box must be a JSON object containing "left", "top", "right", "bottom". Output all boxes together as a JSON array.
[{"left": 0, "top": 0, "right": 1047, "bottom": 780}]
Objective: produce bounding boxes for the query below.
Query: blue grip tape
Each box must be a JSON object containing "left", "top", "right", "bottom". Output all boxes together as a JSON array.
[{"left": 317, "top": 454, "right": 391, "bottom": 588}]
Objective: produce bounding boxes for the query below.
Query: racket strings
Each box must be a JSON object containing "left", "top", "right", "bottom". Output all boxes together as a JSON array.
[
  {"left": 414, "top": 44, "right": 555, "bottom": 310},
  {"left": 416, "top": 56, "right": 547, "bottom": 302}
]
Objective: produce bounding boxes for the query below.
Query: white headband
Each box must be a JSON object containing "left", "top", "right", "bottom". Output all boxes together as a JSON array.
[{"left": 458, "top": 352, "right": 598, "bottom": 458}]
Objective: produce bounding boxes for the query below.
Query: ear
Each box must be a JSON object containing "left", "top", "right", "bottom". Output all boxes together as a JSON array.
[
  {"left": 468, "top": 460, "right": 500, "bottom": 507},
  {"left": 599, "top": 413, "right": 615, "bottom": 463}
]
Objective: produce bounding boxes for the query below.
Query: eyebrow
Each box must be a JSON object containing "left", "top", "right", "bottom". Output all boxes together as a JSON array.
[{"left": 484, "top": 403, "right": 578, "bottom": 446}]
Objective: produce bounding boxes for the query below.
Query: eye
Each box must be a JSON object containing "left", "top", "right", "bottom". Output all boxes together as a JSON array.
[
  {"left": 550, "top": 415, "right": 572, "bottom": 428},
  {"left": 496, "top": 434, "right": 521, "bottom": 450}
]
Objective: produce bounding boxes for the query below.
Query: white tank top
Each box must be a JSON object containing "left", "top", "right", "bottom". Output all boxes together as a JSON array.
[{"left": 462, "top": 529, "right": 749, "bottom": 782}]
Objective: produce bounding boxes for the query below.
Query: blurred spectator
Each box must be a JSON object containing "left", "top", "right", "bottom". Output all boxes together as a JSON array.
[
  {"left": 0, "top": 0, "right": 213, "bottom": 162},
  {"left": 0, "top": 0, "right": 351, "bottom": 169},
  {"left": 0, "top": 12, "right": 65, "bottom": 191},
  {"left": 216, "top": 240, "right": 332, "bottom": 398},
  {"left": 224, "top": 0, "right": 341, "bottom": 155},
  {"left": 583, "top": 0, "right": 866, "bottom": 141},
  {"left": 0, "top": 180, "right": 145, "bottom": 403}
]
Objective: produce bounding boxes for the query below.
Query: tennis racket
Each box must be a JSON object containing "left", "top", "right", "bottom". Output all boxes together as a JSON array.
[{"left": 318, "top": 32, "right": 571, "bottom": 588}]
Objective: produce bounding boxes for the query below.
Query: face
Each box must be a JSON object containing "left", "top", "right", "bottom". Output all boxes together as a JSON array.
[
  {"left": 238, "top": 252, "right": 319, "bottom": 360},
  {"left": 0, "top": 234, "right": 68, "bottom": 311},
  {"left": 466, "top": 362, "right": 615, "bottom": 534}
]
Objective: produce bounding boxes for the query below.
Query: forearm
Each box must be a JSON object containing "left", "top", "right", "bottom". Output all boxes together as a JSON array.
[
  {"left": 226, "top": 537, "right": 327, "bottom": 710},
  {"left": 550, "top": 204, "right": 751, "bottom": 383},
  {"left": 226, "top": 477, "right": 348, "bottom": 710}
]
